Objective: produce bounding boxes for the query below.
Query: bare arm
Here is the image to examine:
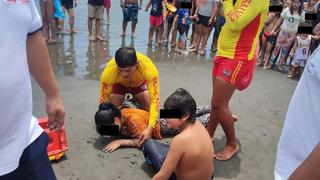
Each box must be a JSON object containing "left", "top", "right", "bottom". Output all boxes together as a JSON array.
[
  {"left": 152, "top": 137, "right": 184, "bottom": 180},
  {"left": 103, "top": 139, "right": 139, "bottom": 153},
  {"left": 289, "top": 38, "right": 298, "bottom": 57},
  {"left": 271, "top": 16, "right": 284, "bottom": 35},
  {"left": 27, "top": 32, "right": 65, "bottom": 131},
  {"left": 144, "top": 0, "right": 151, "bottom": 11},
  {"left": 120, "top": 0, "right": 124, "bottom": 8},
  {"left": 289, "top": 144, "right": 320, "bottom": 180},
  {"left": 209, "top": 2, "right": 219, "bottom": 25}
]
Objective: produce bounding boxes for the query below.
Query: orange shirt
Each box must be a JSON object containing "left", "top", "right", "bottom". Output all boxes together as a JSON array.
[
  {"left": 217, "top": 0, "right": 269, "bottom": 60},
  {"left": 121, "top": 108, "right": 161, "bottom": 139}
]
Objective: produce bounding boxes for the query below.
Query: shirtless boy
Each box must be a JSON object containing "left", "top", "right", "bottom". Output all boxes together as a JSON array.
[
  {"left": 142, "top": 88, "right": 214, "bottom": 180},
  {"left": 259, "top": 11, "right": 281, "bottom": 69}
]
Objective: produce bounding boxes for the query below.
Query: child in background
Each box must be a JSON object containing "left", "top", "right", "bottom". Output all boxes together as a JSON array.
[
  {"left": 88, "top": 0, "right": 105, "bottom": 41},
  {"left": 288, "top": 33, "right": 315, "bottom": 78},
  {"left": 105, "top": 0, "right": 111, "bottom": 25},
  {"left": 268, "top": 0, "right": 305, "bottom": 70},
  {"left": 145, "top": 0, "right": 166, "bottom": 46},
  {"left": 60, "top": 0, "right": 78, "bottom": 34},
  {"left": 189, "top": 0, "right": 218, "bottom": 55},
  {"left": 40, "top": 0, "right": 57, "bottom": 43},
  {"left": 175, "top": 8, "right": 191, "bottom": 53},
  {"left": 258, "top": 12, "right": 281, "bottom": 69},
  {"left": 163, "top": 0, "right": 177, "bottom": 44},
  {"left": 210, "top": 0, "right": 225, "bottom": 53}
]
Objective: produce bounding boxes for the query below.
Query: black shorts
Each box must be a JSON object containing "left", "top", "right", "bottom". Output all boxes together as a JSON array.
[
  {"left": 197, "top": 14, "right": 211, "bottom": 27},
  {"left": 265, "top": 33, "right": 277, "bottom": 45},
  {"left": 61, "top": 0, "right": 74, "bottom": 9}
]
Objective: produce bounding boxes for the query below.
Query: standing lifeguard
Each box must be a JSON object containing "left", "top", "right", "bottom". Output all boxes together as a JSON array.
[
  {"left": 99, "top": 47, "right": 160, "bottom": 146},
  {"left": 207, "top": 0, "right": 269, "bottom": 160}
]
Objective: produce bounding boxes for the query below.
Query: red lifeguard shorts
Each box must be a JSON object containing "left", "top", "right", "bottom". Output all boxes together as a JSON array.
[
  {"left": 112, "top": 83, "right": 148, "bottom": 95},
  {"left": 212, "top": 56, "right": 256, "bottom": 91}
]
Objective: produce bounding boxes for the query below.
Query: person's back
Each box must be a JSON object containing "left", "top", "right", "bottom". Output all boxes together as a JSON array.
[{"left": 174, "top": 121, "right": 213, "bottom": 180}]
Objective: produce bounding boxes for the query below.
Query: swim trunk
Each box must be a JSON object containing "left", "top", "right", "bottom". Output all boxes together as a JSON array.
[
  {"left": 264, "top": 32, "right": 277, "bottom": 45},
  {"left": 197, "top": 14, "right": 211, "bottom": 27},
  {"left": 291, "top": 58, "right": 306, "bottom": 67},
  {"left": 61, "top": 0, "right": 73, "bottom": 9},
  {"left": 122, "top": 3, "right": 139, "bottom": 23},
  {"left": 150, "top": 15, "right": 163, "bottom": 27},
  {"left": 88, "top": 4, "right": 104, "bottom": 19},
  {"left": 105, "top": 0, "right": 110, "bottom": 8},
  {"left": 212, "top": 56, "right": 256, "bottom": 91},
  {"left": 111, "top": 83, "right": 147, "bottom": 95}
]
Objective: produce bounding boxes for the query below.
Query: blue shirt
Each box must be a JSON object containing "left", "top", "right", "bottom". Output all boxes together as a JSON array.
[{"left": 177, "top": 8, "right": 191, "bottom": 30}]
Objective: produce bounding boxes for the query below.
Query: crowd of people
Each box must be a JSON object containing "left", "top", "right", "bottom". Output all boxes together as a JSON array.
[
  {"left": 42, "top": 0, "right": 320, "bottom": 80},
  {"left": 2, "top": 0, "right": 320, "bottom": 180}
]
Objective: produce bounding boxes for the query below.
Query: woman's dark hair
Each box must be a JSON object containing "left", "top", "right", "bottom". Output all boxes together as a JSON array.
[
  {"left": 164, "top": 88, "right": 197, "bottom": 123},
  {"left": 115, "top": 47, "right": 137, "bottom": 68},
  {"left": 95, "top": 102, "right": 121, "bottom": 126},
  {"left": 290, "top": 0, "right": 304, "bottom": 15}
]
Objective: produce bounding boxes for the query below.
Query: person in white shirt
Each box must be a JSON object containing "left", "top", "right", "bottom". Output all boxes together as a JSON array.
[
  {"left": 275, "top": 46, "right": 320, "bottom": 180},
  {"left": 0, "top": 0, "right": 65, "bottom": 179},
  {"left": 269, "top": 0, "right": 306, "bottom": 70},
  {"left": 288, "top": 33, "right": 315, "bottom": 78}
]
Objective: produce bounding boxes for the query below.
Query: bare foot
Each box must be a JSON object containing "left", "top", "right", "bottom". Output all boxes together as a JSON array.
[
  {"left": 232, "top": 114, "right": 238, "bottom": 122},
  {"left": 189, "top": 44, "right": 195, "bottom": 49},
  {"left": 60, "top": 29, "right": 66, "bottom": 34},
  {"left": 190, "top": 48, "right": 198, "bottom": 52},
  {"left": 48, "top": 39, "right": 56, "bottom": 44},
  {"left": 215, "top": 144, "right": 239, "bottom": 161},
  {"left": 89, "top": 36, "right": 95, "bottom": 41},
  {"left": 210, "top": 47, "right": 217, "bottom": 53},
  {"left": 70, "top": 29, "right": 79, "bottom": 34},
  {"left": 199, "top": 49, "right": 205, "bottom": 56},
  {"left": 96, "top": 36, "right": 105, "bottom": 41},
  {"left": 256, "top": 60, "right": 263, "bottom": 66}
]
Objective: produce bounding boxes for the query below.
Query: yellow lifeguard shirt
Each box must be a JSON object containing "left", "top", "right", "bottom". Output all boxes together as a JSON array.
[{"left": 99, "top": 52, "right": 160, "bottom": 128}]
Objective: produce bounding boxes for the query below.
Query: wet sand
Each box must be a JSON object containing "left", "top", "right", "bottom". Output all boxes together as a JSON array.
[{"left": 32, "top": 1, "right": 298, "bottom": 179}]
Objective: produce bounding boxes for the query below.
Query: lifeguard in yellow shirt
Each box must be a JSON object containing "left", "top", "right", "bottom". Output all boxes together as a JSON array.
[
  {"left": 207, "top": 0, "right": 269, "bottom": 160},
  {"left": 99, "top": 47, "right": 160, "bottom": 145}
]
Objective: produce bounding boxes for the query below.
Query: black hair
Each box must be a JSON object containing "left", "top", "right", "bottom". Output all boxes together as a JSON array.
[
  {"left": 114, "top": 47, "right": 137, "bottom": 68},
  {"left": 95, "top": 102, "right": 121, "bottom": 126},
  {"left": 290, "top": 0, "right": 304, "bottom": 15},
  {"left": 164, "top": 88, "right": 197, "bottom": 123}
]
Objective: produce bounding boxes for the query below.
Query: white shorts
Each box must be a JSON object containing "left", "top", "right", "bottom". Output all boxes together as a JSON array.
[{"left": 291, "top": 58, "right": 306, "bottom": 68}]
